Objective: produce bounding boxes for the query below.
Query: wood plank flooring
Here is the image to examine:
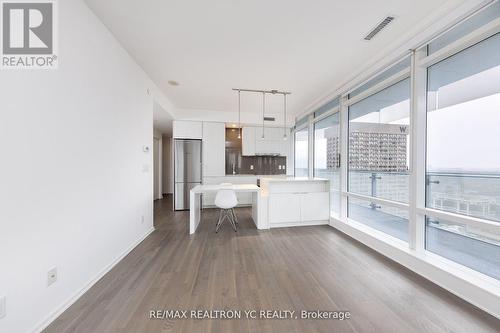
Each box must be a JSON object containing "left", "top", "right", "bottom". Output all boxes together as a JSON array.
[{"left": 44, "top": 196, "right": 500, "bottom": 333}]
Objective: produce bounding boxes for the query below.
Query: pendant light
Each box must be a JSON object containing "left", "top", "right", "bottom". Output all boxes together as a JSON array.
[
  {"left": 262, "top": 92, "right": 266, "bottom": 139},
  {"left": 237, "top": 90, "right": 241, "bottom": 139},
  {"left": 283, "top": 93, "right": 287, "bottom": 140}
]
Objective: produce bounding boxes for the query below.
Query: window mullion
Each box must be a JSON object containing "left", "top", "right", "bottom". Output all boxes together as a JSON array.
[
  {"left": 409, "top": 48, "right": 428, "bottom": 252},
  {"left": 340, "top": 95, "right": 349, "bottom": 221}
]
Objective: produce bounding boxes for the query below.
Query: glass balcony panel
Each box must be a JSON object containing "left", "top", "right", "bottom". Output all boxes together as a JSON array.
[
  {"left": 348, "top": 198, "right": 409, "bottom": 242},
  {"left": 426, "top": 216, "right": 500, "bottom": 280}
]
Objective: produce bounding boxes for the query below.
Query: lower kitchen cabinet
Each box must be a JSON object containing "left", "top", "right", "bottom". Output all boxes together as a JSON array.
[
  {"left": 268, "top": 194, "right": 302, "bottom": 224},
  {"left": 266, "top": 186, "right": 330, "bottom": 226},
  {"left": 300, "top": 192, "right": 330, "bottom": 221}
]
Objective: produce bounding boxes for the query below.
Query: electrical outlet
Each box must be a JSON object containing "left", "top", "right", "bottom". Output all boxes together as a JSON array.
[
  {"left": 0, "top": 296, "right": 6, "bottom": 319},
  {"left": 250, "top": 165, "right": 254, "bottom": 170},
  {"left": 278, "top": 165, "right": 282, "bottom": 170},
  {"left": 47, "top": 268, "right": 57, "bottom": 286}
]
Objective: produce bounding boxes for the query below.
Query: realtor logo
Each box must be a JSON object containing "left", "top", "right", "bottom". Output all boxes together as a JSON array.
[{"left": 1, "top": 0, "right": 58, "bottom": 69}]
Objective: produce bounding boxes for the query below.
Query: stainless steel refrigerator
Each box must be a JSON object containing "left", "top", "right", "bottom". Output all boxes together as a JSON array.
[{"left": 174, "top": 139, "right": 202, "bottom": 210}]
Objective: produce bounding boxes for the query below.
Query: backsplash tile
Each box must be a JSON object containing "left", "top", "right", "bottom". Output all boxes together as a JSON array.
[{"left": 226, "top": 128, "right": 286, "bottom": 175}]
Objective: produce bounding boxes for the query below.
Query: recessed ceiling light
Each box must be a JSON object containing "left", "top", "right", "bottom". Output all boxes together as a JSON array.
[
  {"left": 232, "top": 124, "right": 237, "bottom": 127},
  {"left": 168, "top": 80, "right": 179, "bottom": 86}
]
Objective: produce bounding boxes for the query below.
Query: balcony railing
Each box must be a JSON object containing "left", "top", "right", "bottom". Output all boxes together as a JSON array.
[{"left": 345, "top": 170, "right": 500, "bottom": 222}]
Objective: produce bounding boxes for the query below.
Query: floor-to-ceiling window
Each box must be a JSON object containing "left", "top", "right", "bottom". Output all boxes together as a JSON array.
[
  {"left": 292, "top": 1, "right": 500, "bottom": 294},
  {"left": 314, "top": 112, "right": 340, "bottom": 216},
  {"left": 294, "top": 126, "right": 309, "bottom": 177},
  {"left": 425, "top": 32, "right": 500, "bottom": 280},
  {"left": 347, "top": 74, "right": 411, "bottom": 242}
]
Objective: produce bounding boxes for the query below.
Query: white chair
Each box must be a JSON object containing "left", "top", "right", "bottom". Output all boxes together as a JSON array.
[{"left": 214, "top": 189, "right": 238, "bottom": 232}]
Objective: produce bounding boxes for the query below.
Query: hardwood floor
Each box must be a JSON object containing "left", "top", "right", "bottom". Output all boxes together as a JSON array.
[{"left": 44, "top": 196, "right": 500, "bottom": 333}]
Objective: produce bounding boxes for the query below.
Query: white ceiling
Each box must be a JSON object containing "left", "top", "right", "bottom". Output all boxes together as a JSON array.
[{"left": 85, "top": 0, "right": 463, "bottom": 117}]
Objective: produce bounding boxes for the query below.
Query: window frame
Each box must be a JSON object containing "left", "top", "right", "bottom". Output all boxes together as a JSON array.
[
  {"left": 292, "top": 5, "right": 500, "bottom": 293},
  {"left": 312, "top": 107, "right": 341, "bottom": 216},
  {"left": 418, "top": 23, "right": 500, "bottom": 238},
  {"left": 345, "top": 70, "right": 412, "bottom": 243},
  {"left": 293, "top": 121, "right": 310, "bottom": 178}
]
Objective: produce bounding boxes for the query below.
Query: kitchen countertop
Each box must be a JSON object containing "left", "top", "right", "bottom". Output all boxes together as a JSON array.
[
  {"left": 223, "top": 174, "right": 288, "bottom": 178},
  {"left": 260, "top": 177, "right": 328, "bottom": 182}
]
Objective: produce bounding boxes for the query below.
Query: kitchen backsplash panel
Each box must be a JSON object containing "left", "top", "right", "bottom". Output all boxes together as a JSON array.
[{"left": 226, "top": 128, "right": 287, "bottom": 175}]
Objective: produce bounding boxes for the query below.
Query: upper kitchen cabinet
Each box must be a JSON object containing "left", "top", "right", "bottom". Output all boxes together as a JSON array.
[
  {"left": 173, "top": 120, "right": 203, "bottom": 139},
  {"left": 202, "top": 122, "right": 225, "bottom": 176},
  {"left": 242, "top": 127, "right": 256, "bottom": 156},
  {"left": 244, "top": 126, "right": 289, "bottom": 156}
]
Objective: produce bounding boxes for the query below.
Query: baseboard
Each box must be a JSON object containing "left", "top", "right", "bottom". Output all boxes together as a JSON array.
[{"left": 31, "top": 226, "right": 155, "bottom": 333}]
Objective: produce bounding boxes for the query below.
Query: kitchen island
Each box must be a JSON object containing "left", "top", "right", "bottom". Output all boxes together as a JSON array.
[
  {"left": 189, "top": 178, "right": 330, "bottom": 234},
  {"left": 259, "top": 177, "right": 330, "bottom": 228}
]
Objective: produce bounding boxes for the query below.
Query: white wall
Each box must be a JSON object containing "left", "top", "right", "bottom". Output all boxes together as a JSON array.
[
  {"left": 0, "top": 0, "right": 173, "bottom": 332},
  {"left": 162, "top": 136, "right": 174, "bottom": 194}
]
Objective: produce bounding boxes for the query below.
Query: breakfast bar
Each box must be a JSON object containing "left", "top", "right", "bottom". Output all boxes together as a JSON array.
[{"left": 189, "top": 184, "right": 262, "bottom": 234}]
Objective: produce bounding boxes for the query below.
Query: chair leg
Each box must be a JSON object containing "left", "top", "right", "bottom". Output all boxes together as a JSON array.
[
  {"left": 231, "top": 208, "right": 239, "bottom": 225},
  {"left": 215, "top": 209, "right": 237, "bottom": 233},
  {"left": 216, "top": 209, "right": 223, "bottom": 226},
  {"left": 215, "top": 209, "right": 226, "bottom": 233},
  {"left": 228, "top": 210, "right": 237, "bottom": 232}
]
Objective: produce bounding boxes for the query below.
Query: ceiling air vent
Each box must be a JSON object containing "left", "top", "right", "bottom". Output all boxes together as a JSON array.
[
  {"left": 264, "top": 116, "right": 275, "bottom": 122},
  {"left": 364, "top": 16, "right": 395, "bottom": 41}
]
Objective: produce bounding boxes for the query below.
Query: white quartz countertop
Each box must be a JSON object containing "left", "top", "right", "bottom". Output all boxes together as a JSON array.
[
  {"left": 191, "top": 184, "right": 259, "bottom": 193},
  {"left": 223, "top": 174, "right": 288, "bottom": 178},
  {"left": 260, "top": 177, "right": 328, "bottom": 182}
]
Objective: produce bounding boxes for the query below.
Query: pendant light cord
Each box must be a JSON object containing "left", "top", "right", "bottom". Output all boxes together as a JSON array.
[
  {"left": 283, "top": 94, "right": 287, "bottom": 139},
  {"left": 262, "top": 92, "right": 266, "bottom": 139},
  {"left": 238, "top": 90, "right": 241, "bottom": 139}
]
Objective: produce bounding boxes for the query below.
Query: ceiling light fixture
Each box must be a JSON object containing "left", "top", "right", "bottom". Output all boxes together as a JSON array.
[{"left": 232, "top": 88, "right": 291, "bottom": 141}]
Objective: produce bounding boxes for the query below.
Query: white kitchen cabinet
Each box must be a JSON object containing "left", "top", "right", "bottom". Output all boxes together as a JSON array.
[
  {"left": 255, "top": 139, "right": 281, "bottom": 155},
  {"left": 254, "top": 127, "right": 289, "bottom": 156},
  {"left": 242, "top": 127, "right": 256, "bottom": 156},
  {"left": 268, "top": 193, "right": 301, "bottom": 224},
  {"left": 262, "top": 179, "right": 330, "bottom": 227},
  {"left": 300, "top": 192, "right": 330, "bottom": 221},
  {"left": 202, "top": 122, "right": 225, "bottom": 177},
  {"left": 281, "top": 129, "right": 291, "bottom": 157},
  {"left": 255, "top": 127, "right": 283, "bottom": 140},
  {"left": 242, "top": 126, "right": 290, "bottom": 156},
  {"left": 173, "top": 120, "right": 203, "bottom": 139}
]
